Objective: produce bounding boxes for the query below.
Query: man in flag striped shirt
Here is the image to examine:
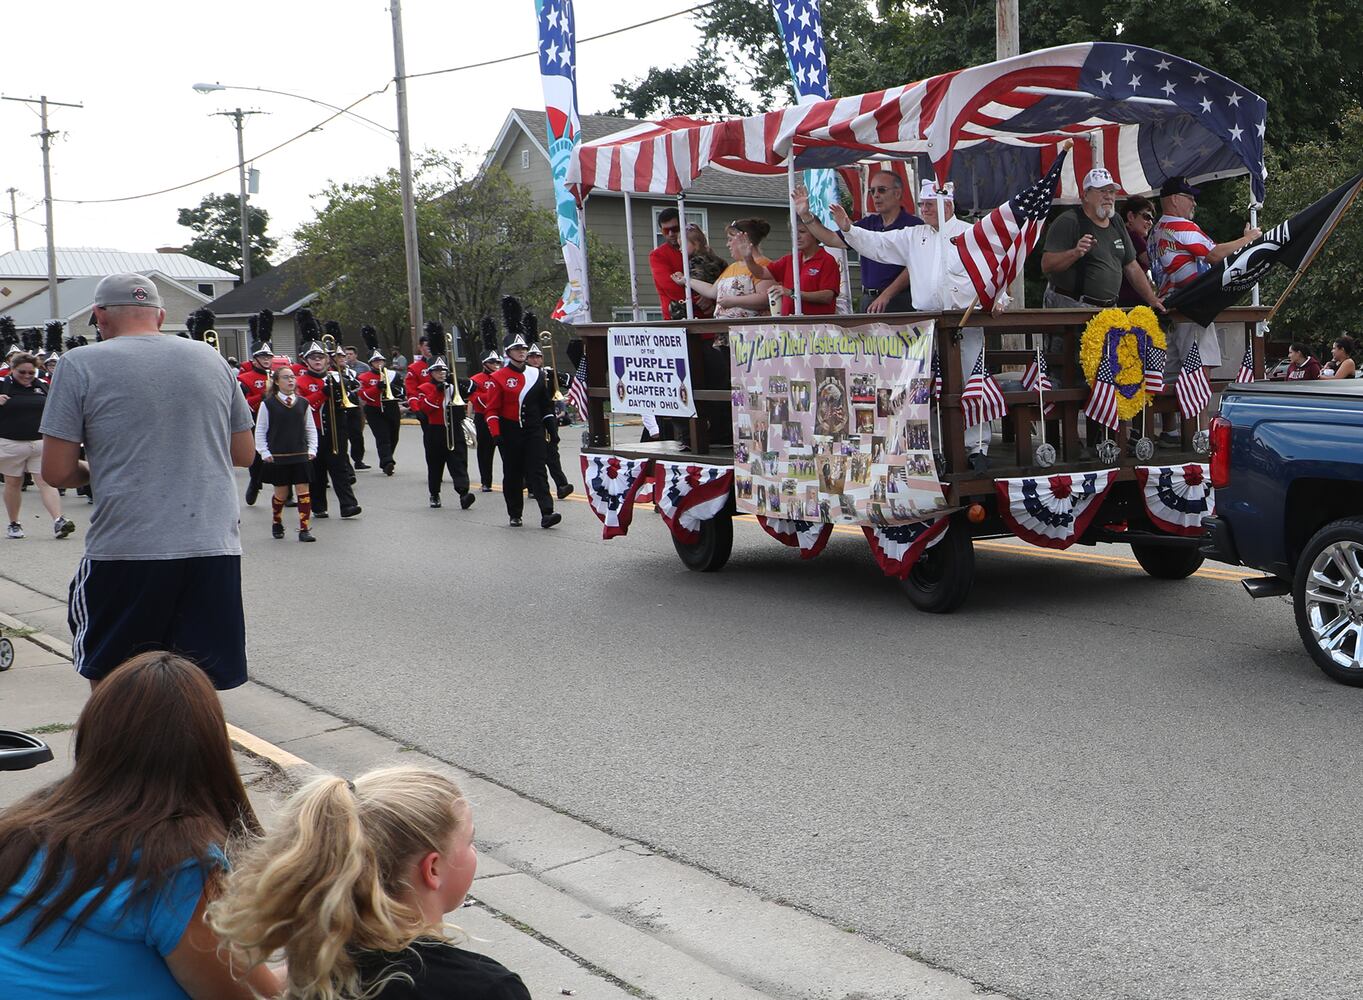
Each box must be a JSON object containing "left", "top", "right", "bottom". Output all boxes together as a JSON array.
[{"left": 1151, "top": 176, "right": 1261, "bottom": 441}]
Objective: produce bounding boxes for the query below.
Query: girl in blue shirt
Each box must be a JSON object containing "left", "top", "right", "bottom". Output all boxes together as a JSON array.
[{"left": 0, "top": 651, "right": 280, "bottom": 999}]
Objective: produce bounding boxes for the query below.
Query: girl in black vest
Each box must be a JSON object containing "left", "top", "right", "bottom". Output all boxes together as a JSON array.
[{"left": 254, "top": 366, "right": 318, "bottom": 541}]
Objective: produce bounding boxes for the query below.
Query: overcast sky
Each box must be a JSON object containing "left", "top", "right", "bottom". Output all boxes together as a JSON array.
[{"left": 0, "top": 1, "right": 704, "bottom": 265}]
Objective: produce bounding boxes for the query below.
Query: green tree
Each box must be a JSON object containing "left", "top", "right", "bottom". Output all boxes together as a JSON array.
[
  {"left": 611, "top": 52, "right": 754, "bottom": 118},
  {"left": 292, "top": 154, "right": 627, "bottom": 361},
  {"left": 176, "top": 192, "right": 276, "bottom": 278}
]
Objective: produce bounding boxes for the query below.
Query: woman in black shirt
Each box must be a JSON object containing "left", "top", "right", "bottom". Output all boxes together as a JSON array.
[
  {"left": 208, "top": 766, "right": 530, "bottom": 1000},
  {"left": 0, "top": 352, "right": 75, "bottom": 540}
]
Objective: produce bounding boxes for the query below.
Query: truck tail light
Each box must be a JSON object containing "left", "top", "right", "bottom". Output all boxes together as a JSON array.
[{"left": 1209, "top": 415, "right": 1232, "bottom": 489}]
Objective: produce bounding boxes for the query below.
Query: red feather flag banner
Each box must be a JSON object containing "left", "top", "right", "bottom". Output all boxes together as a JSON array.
[
  {"left": 653, "top": 461, "right": 733, "bottom": 544},
  {"left": 862, "top": 516, "right": 950, "bottom": 579},
  {"left": 757, "top": 516, "right": 833, "bottom": 560},
  {"left": 580, "top": 455, "right": 654, "bottom": 539},
  {"left": 1135, "top": 464, "right": 1215, "bottom": 536},
  {"left": 994, "top": 469, "right": 1118, "bottom": 550}
]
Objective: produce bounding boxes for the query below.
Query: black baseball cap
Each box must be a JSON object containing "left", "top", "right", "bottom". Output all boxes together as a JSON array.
[{"left": 1160, "top": 176, "right": 1201, "bottom": 199}]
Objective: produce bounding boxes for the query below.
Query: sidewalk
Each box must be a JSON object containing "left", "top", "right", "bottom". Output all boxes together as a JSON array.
[{"left": 1, "top": 584, "right": 1006, "bottom": 1000}]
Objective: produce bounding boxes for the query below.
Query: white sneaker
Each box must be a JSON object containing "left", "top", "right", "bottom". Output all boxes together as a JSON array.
[
  {"left": 7, "top": 522, "right": 24, "bottom": 539},
  {"left": 53, "top": 517, "right": 75, "bottom": 539}
]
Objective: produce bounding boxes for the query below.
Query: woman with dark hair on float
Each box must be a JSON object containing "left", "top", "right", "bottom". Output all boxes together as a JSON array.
[
  {"left": 0, "top": 651, "right": 278, "bottom": 999},
  {"left": 1319, "top": 336, "right": 1357, "bottom": 379},
  {"left": 1285, "top": 342, "right": 1321, "bottom": 381}
]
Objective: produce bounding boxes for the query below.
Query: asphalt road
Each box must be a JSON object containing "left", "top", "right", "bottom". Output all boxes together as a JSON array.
[{"left": 3, "top": 429, "right": 1357, "bottom": 1000}]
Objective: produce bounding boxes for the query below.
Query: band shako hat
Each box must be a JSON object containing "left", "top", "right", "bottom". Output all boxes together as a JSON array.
[
  {"left": 360, "top": 324, "right": 384, "bottom": 363},
  {"left": 500, "top": 295, "right": 530, "bottom": 351},
  {"left": 251, "top": 309, "right": 275, "bottom": 357}
]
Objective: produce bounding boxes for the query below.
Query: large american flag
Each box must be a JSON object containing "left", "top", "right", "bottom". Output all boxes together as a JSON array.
[
  {"left": 1236, "top": 339, "right": 1254, "bottom": 383},
  {"left": 1084, "top": 352, "right": 1120, "bottom": 430},
  {"left": 961, "top": 350, "right": 1007, "bottom": 427},
  {"left": 1021, "top": 347, "right": 1055, "bottom": 417},
  {"left": 953, "top": 152, "right": 1068, "bottom": 311},
  {"left": 1143, "top": 340, "right": 1167, "bottom": 394},
  {"left": 1176, "top": 340, "right": 1212, "bottom": 418},
  {"left": 567, "top": 351, "right": 590, "bottom": 422}
]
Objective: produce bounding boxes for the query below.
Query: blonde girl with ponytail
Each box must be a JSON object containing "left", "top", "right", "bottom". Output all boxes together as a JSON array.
[{"left": 208, "top": 767, "right": 529, "bottom": 1000}]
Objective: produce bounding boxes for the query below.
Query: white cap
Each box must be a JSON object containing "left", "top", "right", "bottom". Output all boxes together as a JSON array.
[
  {"left": 1083, "top": 167, "right": 1116, "bottom": 191},
  {"left": 919, "top": 179, "right": 954, "bottom": 202}
]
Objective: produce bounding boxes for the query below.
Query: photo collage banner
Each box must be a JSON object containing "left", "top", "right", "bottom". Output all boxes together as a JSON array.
[{"left": 729, "top": 321, "right": 948, "bottom": 527}]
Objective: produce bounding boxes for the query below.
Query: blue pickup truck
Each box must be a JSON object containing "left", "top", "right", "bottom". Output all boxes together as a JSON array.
[{"left": 1203, "top": 378, "right": 1363, "bottom": 685}]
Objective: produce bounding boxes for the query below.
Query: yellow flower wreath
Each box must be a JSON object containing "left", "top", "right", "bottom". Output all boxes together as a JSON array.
[{"left": 1079, "top": 307, "right": 1168, "bottom": 422}]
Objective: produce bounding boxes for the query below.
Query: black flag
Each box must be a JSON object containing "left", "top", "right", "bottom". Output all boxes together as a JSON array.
[{"left": 1165, "top": 172, "right": 1363, "bottom": 326}]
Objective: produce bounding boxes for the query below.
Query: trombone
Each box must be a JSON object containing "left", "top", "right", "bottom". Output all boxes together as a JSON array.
[
  {"left": 204, "top": 329, "right": 220, "bottom": 353},
  {"left": 538, "top": 330, "right": 566, "bottom": 402}
]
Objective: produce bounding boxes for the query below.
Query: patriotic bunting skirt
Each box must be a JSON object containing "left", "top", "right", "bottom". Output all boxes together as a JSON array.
[
  {"left": 862, "top": 516, "right": 951, "bottom": 579},
  {"left": 581, "top": 455, "right": 655, "bottom": 539},
  {"left": 995, "top": 469, "right": 1117, "bottom": 550},
  {"left": 653, "top": 460, "right": 733, "bottom": 544},
  {"left": 1134, "top": 464, "right": 1215, "bottom": 537},
  {"left": 756, "top": 516, "right": 834, "bottom": 560}
]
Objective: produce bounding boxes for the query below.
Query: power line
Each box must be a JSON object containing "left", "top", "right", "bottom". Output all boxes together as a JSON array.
[
  {"left": 52, "top": 86, "right": 390, "bottom": 205},
  {"left": 404, "top": 2, "right": 715, "bottom": 81}
]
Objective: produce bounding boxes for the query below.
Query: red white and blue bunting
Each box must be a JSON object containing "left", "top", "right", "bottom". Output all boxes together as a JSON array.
[
  {"left": 581, "top": 455, "right": 655, "bottom": 539},
  {"left": 862, "top": 516, "right": 951, "bottom": 579},
  {"left": 994, "top": 469, "right": 1117, "bottom": 550},
  {"left": 1135, "top": 464, "right": 1215, "bottom": 537},
  {"left": 756, "top": 516, "right": 834, "bottom": 560},
  {"left": 653, "top": 461, "right": 733, "bottom": 545}
]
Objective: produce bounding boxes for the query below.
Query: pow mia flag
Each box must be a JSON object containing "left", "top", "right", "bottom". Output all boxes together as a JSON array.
[{"left": 1165, "top": 171, "right": 1363, "bottom": 326}]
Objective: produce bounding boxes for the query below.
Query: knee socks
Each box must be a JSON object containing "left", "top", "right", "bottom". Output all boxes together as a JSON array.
[
  {"left": 272, "top": 495, "right": 284, "bottom": 524},
  {"left": 298, "top": 494, "right": 312, "bottom": 531}
]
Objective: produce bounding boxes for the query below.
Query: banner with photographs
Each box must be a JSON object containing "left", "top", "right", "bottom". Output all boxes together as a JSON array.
[{"left": 728, "top": 321, "right": 948, "bottom": 527}]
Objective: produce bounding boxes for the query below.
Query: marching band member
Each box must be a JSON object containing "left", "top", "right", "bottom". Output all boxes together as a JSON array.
[
  {"left": 239, "top": 311, "right": 275, "bottom": 506},
  {"left": 524, "top": 341, "right": 573, "bottom": 500},
  {"left": 483, "top": 298, "right": 560, "bottom": 529},
  {"left": 407, "top": 323, "right": 476, "bottom": 511},
  {"left": 468, "top": 318, "right": 502, "bottom": 493},
  {"left": 294, "top": 313, "right": 361, "bottom": 520},
  {"left": 254, "top": 366, "right": 317, "bottom": 542},
  {"left": 405, "top": 327, "right": 435, "bottom": 403},
  {"left": 356, "top": 325, "right": 404, "bottom": 475},
  {"left": 331, "top": 341, "right": 368, "bottom": 470}
]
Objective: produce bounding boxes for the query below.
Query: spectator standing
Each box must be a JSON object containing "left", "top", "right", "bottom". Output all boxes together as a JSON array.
[
  {"left": 1115, "top": 195, "right": 1156, "bottom": 307},
  {"left": 39, "top": 273, "right": 256, "bottom": 690},
  {"left": 0, "top": 651, "right": 278, "bottom": 999},
  {"left": 1319, "top": 336, "right": 1357, "bottom": 379},
  {"left": 0, "top": 352, "right": 74, "bottom": 540},
  {"left": 852, "top": 171, "right": 923, "bottom": 313},
  {"left": 1285, "top": 343, "right": 1322, "bottom": 381}
]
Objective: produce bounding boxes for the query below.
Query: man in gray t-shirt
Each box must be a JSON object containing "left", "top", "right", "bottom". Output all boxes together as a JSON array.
[{"left": 40, "top": 273, "right": 257, "bottom": 689}]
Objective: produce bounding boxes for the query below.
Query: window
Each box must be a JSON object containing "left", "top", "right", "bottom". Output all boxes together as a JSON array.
[
  {"left": 521, "top": 149, "right": 531, "bottom": 170},
  {"left": 650, "top": 206, "right": 708, "bottom": 248},
  {"left": 198, "top": 283, "right": 215, "bottom": 297},
  {"left": 612, "top": 307, "right": 664, "bottom": 322}
]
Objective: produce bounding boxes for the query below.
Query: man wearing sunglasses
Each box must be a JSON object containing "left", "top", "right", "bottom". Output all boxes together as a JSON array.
[
  {"left": 649, "top": 207, "right": 687, "bottom": 318},
  {"left": 852, "top": 171, "right": 923, "bottom": 313}
]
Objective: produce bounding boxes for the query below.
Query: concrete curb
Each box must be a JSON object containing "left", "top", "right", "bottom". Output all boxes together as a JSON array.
[{"left": 3, "top": 578, "right": 1005, "bottom": 1000}]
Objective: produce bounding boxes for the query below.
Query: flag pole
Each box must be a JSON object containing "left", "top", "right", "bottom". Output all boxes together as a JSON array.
[{"left": 1265, "top": 177, "right": 1363, "bottom": 322}]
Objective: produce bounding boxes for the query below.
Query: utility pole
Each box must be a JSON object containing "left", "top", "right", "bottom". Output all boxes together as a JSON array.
[
  {"left": 2, "top": 94, "right": 82, "bottom": 322},
  {"left": 211, "top": 108, "right": 264, "bottom": 283},
  {"left": 389, "top": 0, "right": 424, "bottom": 358},
  {"left": 4, "top": 188, "right": 17, "bottom": 251}
]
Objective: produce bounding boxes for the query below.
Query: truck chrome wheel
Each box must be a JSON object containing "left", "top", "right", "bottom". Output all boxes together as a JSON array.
[{"left": 1304, "top": 540, "right": 1363, "bottom": 671}]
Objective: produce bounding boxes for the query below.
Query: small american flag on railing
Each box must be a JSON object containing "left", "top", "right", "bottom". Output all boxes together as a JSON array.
[{"left": 567, "top": 353, "right": 590, "bottom": 422}]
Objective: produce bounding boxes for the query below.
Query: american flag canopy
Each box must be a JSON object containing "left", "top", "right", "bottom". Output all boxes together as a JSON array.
[
  {"left": 954, "top": 152, "right": 1067, "bottom": 309},
  {"left": 567, "top": 43, "right": 1267, "bottom": 211}
]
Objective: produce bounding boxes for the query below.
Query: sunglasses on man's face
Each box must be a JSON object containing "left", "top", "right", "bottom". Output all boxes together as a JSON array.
[
  {"left": 869, "top": 185, "right": 895, "bottom": 195},
  {"left": 660, "top": 225, "right": 680, "bottom": 235}
]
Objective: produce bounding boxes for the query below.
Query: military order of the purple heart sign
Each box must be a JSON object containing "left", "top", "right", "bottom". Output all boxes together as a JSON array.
[
  {"left": 606, "top": 327, "right": 697, "bottom": 418},
  {"left": 728, "top": 320, "right": 947, "bottom": 527}
]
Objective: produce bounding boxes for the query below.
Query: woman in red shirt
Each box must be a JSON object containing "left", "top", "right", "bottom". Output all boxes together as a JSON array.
[{"left": 746, "top": 221, "right": 842, "bottom": 316}]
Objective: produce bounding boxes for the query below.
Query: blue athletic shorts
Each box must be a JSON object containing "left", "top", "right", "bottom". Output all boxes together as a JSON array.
[{"left": 67, "top": 555, "right": 247, "bottom": 689}]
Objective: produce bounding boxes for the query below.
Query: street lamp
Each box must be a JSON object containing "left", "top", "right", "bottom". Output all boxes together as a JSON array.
[{"left": 192, "top": 74, "right": 423, "bottom": 355}]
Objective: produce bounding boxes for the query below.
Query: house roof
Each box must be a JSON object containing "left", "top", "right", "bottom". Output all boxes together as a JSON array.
[
  {"left": 205, "top": 257, "right": 318, "bottom": 318},
  {"left": 498, "top": 109, "right": 790, "bottom": 205},
  {"left": 0, "top": 248, "right": 237, "bottom": 281},
  {"left": 1, "top": 272, "right": 211, "bottom": 326}
]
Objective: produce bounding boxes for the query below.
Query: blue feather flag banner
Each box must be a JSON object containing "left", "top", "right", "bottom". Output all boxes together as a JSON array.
[
  {"left": 770, "top": 1, "right": 840, "bottom": 243},
  {"left": 535, "top": 0, "right": 589, "bottom": 321}
]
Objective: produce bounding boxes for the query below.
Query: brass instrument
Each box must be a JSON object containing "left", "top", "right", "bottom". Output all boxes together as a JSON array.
[
  {"left": 381, "top": 365, "right": 395, "bottom": 401},
  {"left": 539, "top": 330, "right": 566, "bottom": 401},
  {"left": 204, "top": 329, "right": 220, "bottom": 353},
  {"left": 321, "top": 334, "right": 357, "bottom": 409}
]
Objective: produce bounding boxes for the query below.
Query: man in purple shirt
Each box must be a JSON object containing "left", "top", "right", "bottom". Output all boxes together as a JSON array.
[{"left": 852, "top": 170, "right": 924, "bottom": 313}]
